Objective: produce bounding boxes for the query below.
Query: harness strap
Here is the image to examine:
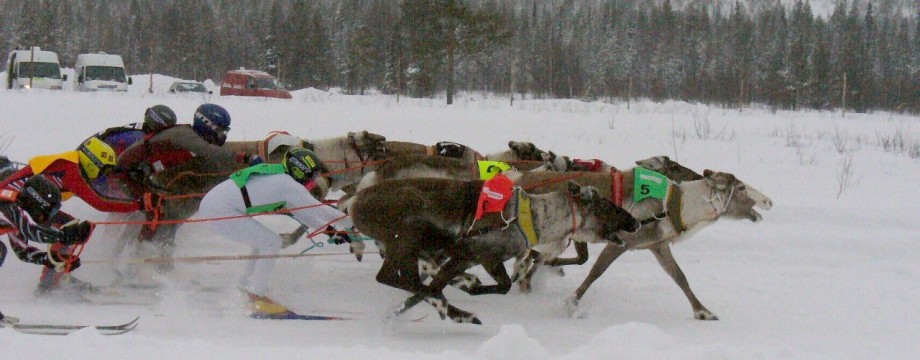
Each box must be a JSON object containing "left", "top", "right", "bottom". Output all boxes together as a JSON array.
[
  {"left": 513, "top": 189, "right": 539, "bottom": 247},
  {"left": 611, "top": 169, "right": 623, "bottom": 207},
  {"left": 666, "top": 185, "right": 686, "bottom": 233},
  {"left": 239, "top": 185, "right": 286, "bottom": 215}
]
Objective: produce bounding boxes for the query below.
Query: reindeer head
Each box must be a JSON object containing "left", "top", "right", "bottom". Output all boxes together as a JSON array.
[
  {"left": 567, "top": 181, "right": 640, "bottom": 245},
  {"left": 702, "top": 169, "right": 773, "bottom": 222},
  {"left": 348, "top": 131, "right": 388, "bottom": 160},
  {"left": 636, "top": 156, "right": 703, "bottom": 182},
  {"left": 508, "top": 141, "right": 547, "bottom": 161}
]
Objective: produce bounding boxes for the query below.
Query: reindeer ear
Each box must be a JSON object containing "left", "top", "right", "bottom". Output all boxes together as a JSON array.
[
  {"left": 567, "top": 181, "right": 582, "bottom": 197},
  {"left": 703, "top": 169, "right": 716, "bottom": 188}
]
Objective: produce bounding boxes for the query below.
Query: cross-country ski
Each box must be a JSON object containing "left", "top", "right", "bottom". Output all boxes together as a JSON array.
[{"left": 3, "top": 316, "right": 139, "bottom": 336}]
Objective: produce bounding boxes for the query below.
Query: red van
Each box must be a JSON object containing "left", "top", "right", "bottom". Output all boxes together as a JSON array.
[{"left": 219, "top": 69, "right": 292, "bottom": 99}]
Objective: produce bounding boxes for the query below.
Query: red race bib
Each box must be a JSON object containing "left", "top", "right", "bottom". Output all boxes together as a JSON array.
[{"left": 474, "top": 173, "right": 513, "bottom": 220}]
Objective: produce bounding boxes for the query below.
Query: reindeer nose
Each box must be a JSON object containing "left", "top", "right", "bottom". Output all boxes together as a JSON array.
[{"left": 628, "top": 219, "right": 641, "bottom": 233}]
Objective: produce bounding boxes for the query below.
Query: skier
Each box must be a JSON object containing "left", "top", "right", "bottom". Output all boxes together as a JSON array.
[
  {"left": 0, "top": 137, "right": 146, "bottom": 293},
  {"left": 115, "top": 103, "right": 260, "bottom": 275},
  {"left": 197, "top": 148, "right": 353, "bottom": 317},
  {"left": 83, "top": 104, "right": 177, "bottom": 200},
  {"left": 0, "top": 175, "right": 95, "bottom": 299}
]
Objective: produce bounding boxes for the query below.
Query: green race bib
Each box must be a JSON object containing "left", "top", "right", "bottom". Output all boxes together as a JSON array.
[
  {"left": 478, "top": 160, "right": 511, "bottom": 180},
  {"left": 634, "top": 167, "right": 669, "bottom": 202}
]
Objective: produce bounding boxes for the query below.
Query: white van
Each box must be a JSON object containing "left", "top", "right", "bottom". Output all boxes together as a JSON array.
[
  {"left": 74, "top": 52, "right": 132, "bottom": 92},
  {"left": 5, "top": 47, "right": 66, "bottom": 90}
]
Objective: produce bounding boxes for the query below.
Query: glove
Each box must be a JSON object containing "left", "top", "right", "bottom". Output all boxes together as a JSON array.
[
  {"left": 42, "top": 251, "right": 81, "bottom": 272},
  {"left": 326, "top": 225, "right": 352, "bottom": 245},
  {"left": 60, "top": 220, "right": 94, "bottom": 245},
  {"left": 127, "top": 163, "right": 154, "bottom": 183},
  {"left": 236, "top": 153, "right": 262, "bottom": 165}
]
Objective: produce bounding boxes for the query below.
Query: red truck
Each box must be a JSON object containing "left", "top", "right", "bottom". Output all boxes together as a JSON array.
[{"left": 219, "top": 69, "right": 292, "bottom": 99}]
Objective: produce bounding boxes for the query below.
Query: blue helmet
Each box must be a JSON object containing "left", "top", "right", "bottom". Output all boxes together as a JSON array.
[{"left": 192, "top": 104, "right": 231, "bottom": 145}]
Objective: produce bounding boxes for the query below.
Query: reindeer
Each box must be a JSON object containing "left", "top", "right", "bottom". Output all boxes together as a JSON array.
[
  {"left": 376, "top": 140, "right": 569, "bottom": 172},
  {"left": 347, "top": 178, "right": 640, "bottom": 324},
  {"left": 512, "top": 168, "right": 772, "bottom": 320}
]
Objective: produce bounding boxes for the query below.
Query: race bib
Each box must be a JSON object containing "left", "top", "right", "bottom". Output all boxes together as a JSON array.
[
  {"left": 474, "top": 173, "right": 513, "bottom": 220},
  {"left": 634, "top": 167, "right": 669, "bottom": 202}
]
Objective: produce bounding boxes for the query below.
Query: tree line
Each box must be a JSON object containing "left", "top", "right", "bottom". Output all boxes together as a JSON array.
[{"left": 2, "top": 0, "right": 918, "bottom": 113}]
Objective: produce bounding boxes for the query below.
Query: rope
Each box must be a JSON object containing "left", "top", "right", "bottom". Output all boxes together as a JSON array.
[
  {"left": 519, "top": 172, "right": 589, "bottom": 191},
  {"left": 153, "top": 158, "right": 390, "bottom": 200},
  {"left": 92, "top": 201, "right": 345, "bottom": 227},
  {"left": 82, "top": 251, "right": 377, "bottom": 265}
]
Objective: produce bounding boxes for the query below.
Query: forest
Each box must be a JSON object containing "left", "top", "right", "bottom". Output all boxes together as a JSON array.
[{"left": 2, "top": 0, "right": 918, "bottom": 113}]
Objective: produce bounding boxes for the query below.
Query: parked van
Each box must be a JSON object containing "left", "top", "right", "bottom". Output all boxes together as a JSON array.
[
  {"left": 5, "top": 47, "right": 66, "bottom": 90},
  {"left": 74, "top": 52, "right": 132, "bottom": 92},
  {"left": 219, "top": 69, "right": 291, "bottom": 99}
]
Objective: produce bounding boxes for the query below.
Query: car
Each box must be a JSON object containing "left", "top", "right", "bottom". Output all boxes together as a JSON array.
[
  {"left": 169, "top": 81, "right": 211, "bottom": 94},
  {"left": 219, "top": 69, "right": 292, "bottom": 99}
]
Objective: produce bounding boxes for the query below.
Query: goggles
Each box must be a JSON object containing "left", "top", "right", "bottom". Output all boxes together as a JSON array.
[{"left": 146, "top": 108, "right": 169, "bottom": 128}]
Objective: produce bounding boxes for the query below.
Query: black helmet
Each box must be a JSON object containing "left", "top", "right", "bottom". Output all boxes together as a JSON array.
[
  {"left": 143, "top": 105, "right": 177, "bottom": 132},
  {"left": 0, "top": 155, "right": 11, "bottom": 170},
  {"left": 16, "top": 175, "right": 62, "bottom": 223},
  {"left": 0, "top": 166, "right": 16, "bottom": 182},
  {"left": 282, "top": 148, "right": 324, "bottom": 183}
]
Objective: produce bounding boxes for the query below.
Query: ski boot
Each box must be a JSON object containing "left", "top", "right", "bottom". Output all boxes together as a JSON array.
[
  {"left": 35, "top": 271, "right": 99, "bottom": 296},
  {"left": 243, "top": 290, "right": 291, "bottom": 317}
]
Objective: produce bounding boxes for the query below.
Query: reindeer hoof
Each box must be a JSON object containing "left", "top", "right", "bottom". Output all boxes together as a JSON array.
[
  {"left": 450, "top": 274, "right": 482, "bottom": 292},
  {"left": 564, "top": 295, "right": 585, "bottom": 319},
  {"left": 694, "top": 310, "right": 719, "bottom": 321},
  {"left": 448, "top": 309, "right": 481, "bottom": 325},
  {"left": 550, "top": 266, "right": 565, "bottom": 277},
  {"left": 517, "top": 278, "right": 532, "bottom": 293}
]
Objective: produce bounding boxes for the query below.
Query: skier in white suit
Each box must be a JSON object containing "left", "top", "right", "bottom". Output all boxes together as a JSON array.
[{"left": 198, "top": 148, "right": 353, "bottom": 317}]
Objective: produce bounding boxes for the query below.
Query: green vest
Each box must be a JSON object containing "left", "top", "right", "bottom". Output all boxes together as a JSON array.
[{"left": 230, "top": 163, "right": 288, "bottom": 214}]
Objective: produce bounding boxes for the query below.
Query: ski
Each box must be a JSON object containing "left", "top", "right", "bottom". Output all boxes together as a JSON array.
[
  {"left": 8, "top": 316, "right": 139, "bottom": 336},
  {"left": 250, "top": 311, "right": 429, "bottom": 322},
  {"left": 251, "top": 311, "right": 353, "bottom": 321}
]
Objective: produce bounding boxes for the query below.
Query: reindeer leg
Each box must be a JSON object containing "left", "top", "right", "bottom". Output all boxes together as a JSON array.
[
  {"left": 467, "top": 260, "right": 512, "bottom": 295},
  {"left": 650, "top": 243, "right": 718, "bottom": 320},
  {"left": 566, "top": 243, "right": 629, "bottom": 318},
  {"left": 546, "top": 241, "right": 589, "bottom": 266},
  {"left": 424, "top": 255, "right": 481, "bottom": 324}
]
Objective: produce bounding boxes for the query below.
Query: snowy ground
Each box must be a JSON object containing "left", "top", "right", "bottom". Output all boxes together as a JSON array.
[{"left": 1, "top": 75, "right": 918, "bottom": 360}]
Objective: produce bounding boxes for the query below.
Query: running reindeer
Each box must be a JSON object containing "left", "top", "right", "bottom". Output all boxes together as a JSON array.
[
  {"left": 511, "top": 167, "right": 772, "bottom": 320},
  {"left": 347, "top": 177, "right": 640, "bottom": 324}
]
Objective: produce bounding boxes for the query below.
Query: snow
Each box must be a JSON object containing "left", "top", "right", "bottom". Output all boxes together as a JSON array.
[{"left": 1, "top": 78, "right": 918, "bottom": 360}]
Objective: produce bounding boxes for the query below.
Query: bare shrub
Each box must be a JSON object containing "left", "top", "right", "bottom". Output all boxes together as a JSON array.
[
  {"left": 795, "top": 147, "right": 817, "bottom": 166},
  {"left": 836, "top": 150, "right": 857, "bottom": 199},
  {"left": 785, "top": 123, "right": 805, "bottom": 148},
  {"left": 693, "top": 108, "right": 712, "bottom": 140},
  {"left": 832, "top": 126, "right": 856, "bottom": 154},
  {"left": 876, "top": 127, "right": 906, "bottom": 153}
]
